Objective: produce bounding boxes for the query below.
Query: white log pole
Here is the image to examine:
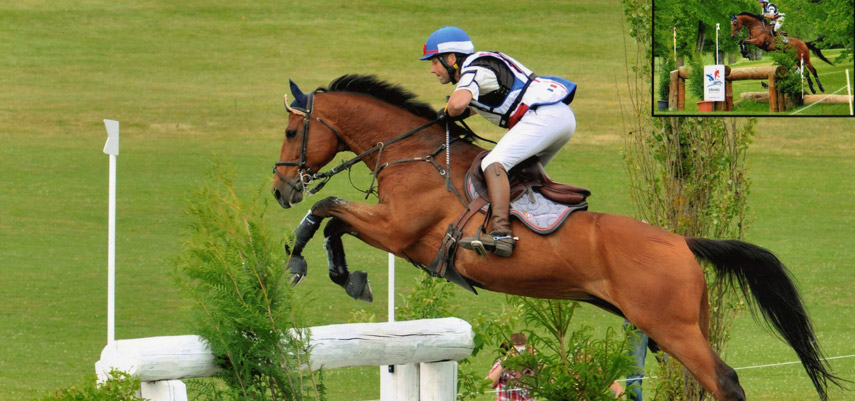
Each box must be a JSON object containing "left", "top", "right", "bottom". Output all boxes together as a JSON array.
[{"left": 96, "top": 318, "right": 474, "bottom": 382}]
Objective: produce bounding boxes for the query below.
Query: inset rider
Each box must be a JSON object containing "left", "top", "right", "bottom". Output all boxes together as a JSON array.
[
  {"left": 420, "top": 26, "right": 577, "bottom": 258},
  {"left": 759, "top": 0, "right": 788, "bottom": 44}
]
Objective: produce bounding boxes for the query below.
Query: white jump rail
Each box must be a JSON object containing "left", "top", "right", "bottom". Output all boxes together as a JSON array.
[{"left": 95, "top": 317, "right": 474, "bottom": 401}]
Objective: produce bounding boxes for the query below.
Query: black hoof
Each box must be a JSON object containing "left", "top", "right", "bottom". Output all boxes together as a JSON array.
[
  {"left": 344, "top": 271, "right": 373, "bottom": 303},
  {"left": 287, "top": 255, "right": 307, "bottom": 286}
]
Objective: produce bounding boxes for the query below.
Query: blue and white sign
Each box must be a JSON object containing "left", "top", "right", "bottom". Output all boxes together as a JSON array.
[{"left": 704, "top": 65, "right": 726, "bottom": 102}]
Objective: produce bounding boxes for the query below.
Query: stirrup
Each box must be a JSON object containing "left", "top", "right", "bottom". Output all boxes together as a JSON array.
[{"left": 460, "top": 231, "right": 517, "bottom": 258}]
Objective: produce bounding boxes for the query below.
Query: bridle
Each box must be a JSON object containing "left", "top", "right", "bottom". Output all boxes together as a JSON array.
[
  {"left": 273, "top": 90, "right": 450, "bottom": 198},
  {"left": 273, "top": 90, "right": 341, "bottom": 195}
]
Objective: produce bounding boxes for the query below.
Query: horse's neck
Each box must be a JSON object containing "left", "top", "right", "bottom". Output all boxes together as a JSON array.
[{"left": 317, "top": 94, "right": 463, "bottom": 170}]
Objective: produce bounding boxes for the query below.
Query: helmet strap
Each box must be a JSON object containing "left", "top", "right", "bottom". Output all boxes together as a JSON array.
[{"left": 437, "top": 54, "right": 459, "bottom": 84}]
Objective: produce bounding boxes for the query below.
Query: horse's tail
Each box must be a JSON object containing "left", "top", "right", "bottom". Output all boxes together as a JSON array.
[
  {"left": 685, "top": 237, "right": 844, "bottom": 401},
  {"left": 805, "top": 40, "right": 834, "bottom": 65}
]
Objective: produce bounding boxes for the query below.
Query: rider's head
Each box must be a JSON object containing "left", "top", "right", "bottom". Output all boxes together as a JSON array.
[
  {"left": 758, "top": 0, "right": 768, "bottom": 4},
  {"left": 420, "top": 26, "right": 474, "bottom": 85}
]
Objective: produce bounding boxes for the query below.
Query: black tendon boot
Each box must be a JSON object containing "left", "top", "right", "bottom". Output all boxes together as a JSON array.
[{"left": 461, "top": 162, "right": 515, "bottom": 257}]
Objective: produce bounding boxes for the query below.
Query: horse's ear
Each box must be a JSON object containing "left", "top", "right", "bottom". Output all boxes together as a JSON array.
[
  {"left": 730, "top": 15, "right": 737, "bottom": 21},
  {"left": 289, "top": 79, "right": 308, "bottom": 110}
]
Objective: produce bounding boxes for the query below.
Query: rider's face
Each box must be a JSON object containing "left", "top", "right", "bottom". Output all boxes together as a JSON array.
[{"left": 429, "top": 54, "right": 456, "bottom": 85}]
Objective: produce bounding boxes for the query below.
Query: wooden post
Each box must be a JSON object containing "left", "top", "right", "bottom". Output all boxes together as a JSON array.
[
  {"left": 769, "top": 73, "right": 778, "bottom": 112},
  {"left": 725, "top": 80, "right": 734, "bottom": 111},
  {"left": 669, "top": 70, "right": 679, "bottom": 111}
]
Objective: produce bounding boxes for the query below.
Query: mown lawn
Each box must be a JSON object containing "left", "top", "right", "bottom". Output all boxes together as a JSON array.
[{"left": 1, "top": 1, "right": 853, "bottom": 400}]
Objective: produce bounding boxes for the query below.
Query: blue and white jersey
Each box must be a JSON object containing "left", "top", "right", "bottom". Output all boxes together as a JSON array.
[
  {"left": 454, "top": 51, "right": 576, "bottom": 129},
  {"left": 762, "top": 3, "right": 780, "bottom": 18}
]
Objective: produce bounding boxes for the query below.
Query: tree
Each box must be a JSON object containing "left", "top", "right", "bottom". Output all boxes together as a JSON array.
[{"left": 655, "top": 0, "right": 758, "bottom": 59}]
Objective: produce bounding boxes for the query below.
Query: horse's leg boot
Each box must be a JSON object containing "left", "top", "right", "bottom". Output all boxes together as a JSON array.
[{"left": 460, "top": 163, "right": 516, "bottom": 257}]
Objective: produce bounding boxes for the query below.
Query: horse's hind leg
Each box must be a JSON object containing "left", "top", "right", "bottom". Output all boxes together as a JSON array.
[
  {"left": 810, "top": 64, "right": 825, "bottom": 92},
  {"left": 651, "top": 326, "right": 745, "bottom": 401},
  {"left": 323, "top": 218, "right": 373, "bottom": 302}
]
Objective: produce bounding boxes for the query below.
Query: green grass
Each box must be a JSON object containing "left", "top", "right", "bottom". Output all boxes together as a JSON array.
[
  {"left": 1, "top": 1, "right": 854, "bottom": 400},
  {"left": 654, "top": 49, "right": 853, "bottom": 115}
]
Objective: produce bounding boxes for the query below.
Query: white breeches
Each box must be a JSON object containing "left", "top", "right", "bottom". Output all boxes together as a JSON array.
[{"left": 481, "top": 102, "right": 576, "bottom": 171}]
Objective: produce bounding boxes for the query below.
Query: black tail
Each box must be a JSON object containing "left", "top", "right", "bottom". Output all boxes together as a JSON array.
[
  {"left": 806, "top": 40, "right": 834, "bottom": 66},
  {"left": 686, "top": 238, "right": 844, "bottom": 401}
]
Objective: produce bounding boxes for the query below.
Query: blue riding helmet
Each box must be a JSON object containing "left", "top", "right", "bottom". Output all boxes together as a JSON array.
[{"left": 420, "top": 26, "right": 474, "bottom": 61}]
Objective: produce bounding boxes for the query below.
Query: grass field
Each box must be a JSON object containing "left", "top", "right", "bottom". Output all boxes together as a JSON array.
[
  {"left": 653, "top": 50, "right": 855, "bottom": 116},
  {"left": 1, "top": 1, "right": 854, "bottom": 400}
]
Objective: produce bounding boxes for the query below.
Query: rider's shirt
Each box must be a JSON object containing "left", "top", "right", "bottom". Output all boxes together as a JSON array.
[
  {"left": 454, "top": 51, "right": 576, "bottom": 129},
  {"left": 762, "top": 3, "right": 780, "bottom": 19}
]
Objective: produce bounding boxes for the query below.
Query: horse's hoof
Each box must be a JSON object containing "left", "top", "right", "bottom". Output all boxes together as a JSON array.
[
  {"left": 344, "top": 271, "right": 373, "bottom": 303},
  {"left": 287, "top": 255, "right": 308, "bottom": 286}
]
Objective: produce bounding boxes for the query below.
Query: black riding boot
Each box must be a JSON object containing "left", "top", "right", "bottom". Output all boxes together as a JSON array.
[{"left": 460, "top": 162, "right": 515, "bottom": 257}]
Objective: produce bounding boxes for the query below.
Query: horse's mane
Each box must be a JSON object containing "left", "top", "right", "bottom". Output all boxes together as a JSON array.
[
  {"left": 738, "top": 12, "right": 765, "bottom": 20},
  {"left": 324, "top": 74, "right": 477, "bottom": 142}
]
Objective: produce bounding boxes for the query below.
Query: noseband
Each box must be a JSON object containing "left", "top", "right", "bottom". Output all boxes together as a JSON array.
[{"left": 273, "top": 90, "right": 341, "bottom": 195}]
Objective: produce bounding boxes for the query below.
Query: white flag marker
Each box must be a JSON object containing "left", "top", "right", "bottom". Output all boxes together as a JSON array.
[{"left": 103, "top": 119, "right": 119, "bottom": 344}]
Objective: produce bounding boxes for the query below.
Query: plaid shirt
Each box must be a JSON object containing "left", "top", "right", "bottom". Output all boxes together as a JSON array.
[{"left": 490, "top": 359, "right": 535, "bottom": 401}]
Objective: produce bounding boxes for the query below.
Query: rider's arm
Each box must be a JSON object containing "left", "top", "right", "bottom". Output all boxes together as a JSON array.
[{"left": 446, "top": 88, "right": 473, "bottom": 117}]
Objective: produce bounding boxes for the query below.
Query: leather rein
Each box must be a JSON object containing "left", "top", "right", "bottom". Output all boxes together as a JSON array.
[{"left": 273, "top": 90, "right": 463, "bottom": 200}]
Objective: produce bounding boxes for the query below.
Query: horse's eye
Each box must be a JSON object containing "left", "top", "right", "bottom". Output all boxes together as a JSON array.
[{"left": 286, "top": 129, "right": 297, "bottom": 139}]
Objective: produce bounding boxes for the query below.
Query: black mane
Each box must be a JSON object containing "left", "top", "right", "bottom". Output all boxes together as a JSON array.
[
  {"left": 326, "top": 74, "right": 438, "bottom": 121},
  {"left": 324, "top": 74, "right": 477, "bottom": 142},
  {"left": 738, "top": 12, "right": 765, "bottom": 20}
]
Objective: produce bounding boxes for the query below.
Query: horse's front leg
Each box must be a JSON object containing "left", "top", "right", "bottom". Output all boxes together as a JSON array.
[
  {"left": 324, "top": 217, "right": 373, "bottom": 302},
  {"left": 285, "top": 211, "right": 324, "bottom": 285}
]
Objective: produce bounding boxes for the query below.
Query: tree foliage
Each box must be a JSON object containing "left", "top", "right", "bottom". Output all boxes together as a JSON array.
[
  {"left": 654, "top": 0, "right": 757, "bottom": 57},
  {"left": 623, "top": 0, "right": 756, "bottom": 399},
  {"left": 176, "top": 161, "right": 324, "bottom": 401}
]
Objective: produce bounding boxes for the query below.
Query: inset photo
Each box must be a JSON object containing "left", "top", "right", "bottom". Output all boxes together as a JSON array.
[{"left": 653, "top": 0, "right": 854, "bottom": 116}]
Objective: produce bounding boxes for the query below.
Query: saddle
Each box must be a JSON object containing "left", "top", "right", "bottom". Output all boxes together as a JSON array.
[
  {"left": 422, "top": 152, "right": 591, "bottom": 294},
  {"left": 467, "top": 151, "right": 591, "bottom": 206}
]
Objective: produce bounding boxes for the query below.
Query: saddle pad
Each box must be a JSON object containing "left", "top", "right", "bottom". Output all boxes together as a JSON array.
[{"left": 465, "top": 173, "right": 587, "bottom": 235}]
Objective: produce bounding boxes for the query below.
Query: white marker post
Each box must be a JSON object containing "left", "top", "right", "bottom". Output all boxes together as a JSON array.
[
  {"left": 103, "top": 119, "right": 119, "bottom": 344},
  {"left": 847, "top": 69, "right": 853, "bottom": 116},
  {"left": 715, "top": 23, "right": 720, "bottom": 65}
]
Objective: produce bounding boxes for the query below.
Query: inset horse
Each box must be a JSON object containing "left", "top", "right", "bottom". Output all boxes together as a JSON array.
[
  {"left": 731, "top": 12, "right": 833, "bottom": 93},
  {"left": 271, "top": 75, "right": 841, "bottom": 401}
]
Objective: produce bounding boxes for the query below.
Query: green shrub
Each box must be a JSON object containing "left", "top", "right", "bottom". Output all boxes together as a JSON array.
[
  {"left": 687, "top": 52, "right": 706, "bottom": 101},
  {"left": 38, "top": 371, "right": 143, "bottom": 401},
  {"left": 175, "top": 161, "right": 324, "bottom": 400},
  {"left": 480, "top": 298, "right": 635, "bottom": 401},
  {"left": 770, "top": 47, "right": 803, "bottom": 104}
]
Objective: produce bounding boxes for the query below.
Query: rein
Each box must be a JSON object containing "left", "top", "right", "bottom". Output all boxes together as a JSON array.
[{"left": 275, "top": 91, "right": 470, "bottom": 203}]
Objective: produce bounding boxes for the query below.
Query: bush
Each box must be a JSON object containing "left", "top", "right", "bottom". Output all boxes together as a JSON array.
[
  {"left": 687, "top": 52, "right": 706, "bottom": 101},
  {"left": 770, "top": 47, "right": 803, "bottom": 104},
  {"left": 38, "top": 371, "right": 143, "bottom": 401},
  {"left": 175, "top": 161, "right": 324, "bottom": 400},
  {"left": 481, "top": 298, "right": 636, "bottom": 401}
]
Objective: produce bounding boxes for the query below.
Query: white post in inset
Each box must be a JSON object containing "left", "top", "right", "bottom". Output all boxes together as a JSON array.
[
  {"left": 847, "top": 69, "right": 853, "bottom": 116},
  {"left": 103, "top": 119, "right": 119, "bottom": 344},
  {"left": 715, "top": 23, "right": 720, "bottom": 65},
  {"left": 673, "top": 27, "right": 677, "bottom": 63},
  {"left": 801, "top": 55, "right": 805, "bottom": 99}
]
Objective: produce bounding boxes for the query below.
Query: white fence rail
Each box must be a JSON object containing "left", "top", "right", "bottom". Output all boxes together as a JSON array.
[{"left": 95, "top": 317, "right": 474, "bottom": 401}]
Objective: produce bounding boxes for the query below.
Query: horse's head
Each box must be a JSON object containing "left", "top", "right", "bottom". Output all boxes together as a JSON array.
[
  {"left": 730, "top": 15, "right": 743, "bottom": 38},
  {"left": 272, "top": 80, "right": 342, "bottom": 208}
]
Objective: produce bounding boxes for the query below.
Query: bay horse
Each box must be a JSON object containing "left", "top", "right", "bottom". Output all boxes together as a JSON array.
[
  {"left": 271, "top": 75, "right": 840, "bottom": 401},
  {"left": 730, "top": 12, "right": 833, "bottom": 94}
]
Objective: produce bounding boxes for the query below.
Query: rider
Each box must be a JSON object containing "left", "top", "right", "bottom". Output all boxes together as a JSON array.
[
  {"left": 759, "top": 0, "right": 788, "bottom": 44},
  {"left": 420, "top": 26, "right": 577, "bottom": 257}
]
